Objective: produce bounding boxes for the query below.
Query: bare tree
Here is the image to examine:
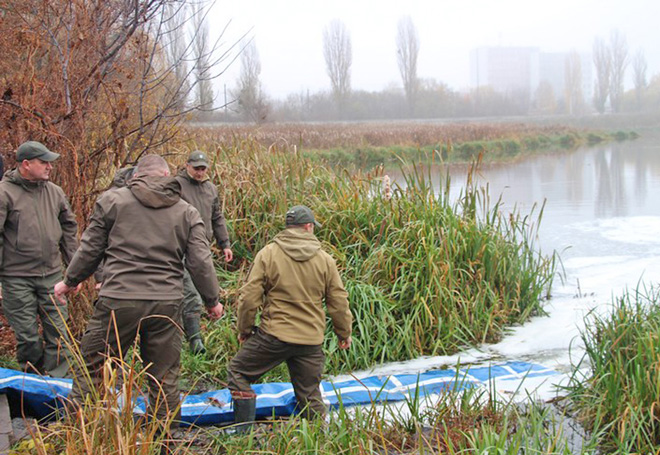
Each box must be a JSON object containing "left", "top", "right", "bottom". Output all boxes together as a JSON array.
[
  {"left": 564, "top": 51, "right": 584, "bottom": 115},
  {"left": 0, "top": 0, "right": 240, "bottom": 217},
  {"left": 233, "top": 40, "right": 270, "bottom": 123},
  {"left": 609, "top": 29, "right": 629, "bottom": 113},
  {"left": 323, "top": 19, "right": 352, "bottom": 116},
  {"left": 396, "top": 16, "right": 420, "bottom": 116},
  {"left": 632, "top": 48, "right": 647, "bottom": 111},
  {"left": 164, "top": 2, "right": 192, "bottom": 112},
  {"left": 592, "top": 37, "right": 611, "bottom": 114},
  {"left": 190, "top": 1, "right": 215, "bottom": 113}
]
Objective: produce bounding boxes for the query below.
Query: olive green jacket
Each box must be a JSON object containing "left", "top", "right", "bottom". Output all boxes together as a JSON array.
[
  {"left": 237, "top": 228, "right": 352, "bottom": 345},
  {"left": 64, "top": 176, "right": 219, "bottom": 306},
  {"left": 175, "top": 169, "right": 230, "bottom": 249},
  {"left": 0, "top": 169, "right": 78, "bottom": 278}
]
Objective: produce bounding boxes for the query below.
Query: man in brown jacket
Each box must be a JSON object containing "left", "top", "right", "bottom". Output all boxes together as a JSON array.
[
  {"left": 54, "top": 154, "right": 223, "bottom": 426},
  {"left": 227, "top": 205, "right": 352, "bottom": 431},
  {"left": 174, "top": 151, "right": 233, "bottom": 355},
  {"left": 0, "top": 141, "right": 78, "bottom": 378}
]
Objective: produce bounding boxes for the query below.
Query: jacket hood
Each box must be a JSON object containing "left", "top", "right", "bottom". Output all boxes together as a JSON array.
[
  {"left": 273, "top": 228, "right": 321, "bottom": 262},
  {"left": 177, "top": 167, "right": 209, "bottom": 184},
  {"left": 129, "top": 176, "right": 181, "bottom": 208},
  {"left": 3, "top": 168, "right": 44, "bottom": 189},
  {"left": 113, "top": 166, "right": 136, "bottom": 188}
]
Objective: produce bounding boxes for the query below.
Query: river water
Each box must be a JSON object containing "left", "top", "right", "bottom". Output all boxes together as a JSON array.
[{"left": 343, "top": 127, "right": 660, "bottom": 401}]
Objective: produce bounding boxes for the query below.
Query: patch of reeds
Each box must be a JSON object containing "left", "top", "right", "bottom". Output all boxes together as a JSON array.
[
  {"left": 9, "top": 369, "right": 582, "bottom": 455},
  {"left": 564, "top": 284, "right": 660, "bottom": 453},
  {"left": 188, "top": 122, "right": 579, "bottom": 151},
  {"left": 7, "top": 330, "right": 193, "bottom": 454},
  {"left": 186, "top": 122, "right": 629, "bottom": 170},
  {"left": 176, "top": 136, "right": 555, "bottom": 380},
  {"left": 206, "top": 382, "right": 579, "bottom": 454}
]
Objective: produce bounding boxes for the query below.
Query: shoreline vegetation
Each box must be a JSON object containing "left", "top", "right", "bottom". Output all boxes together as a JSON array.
[
  {"left": 186, "top": 121, "right": 638, "bottom": 169},
  {"left": 1, "top": 122, "right": 654, "bottom": 454},
  {"left": 178, "top": 129, "right": 556, "bottom": 388}
]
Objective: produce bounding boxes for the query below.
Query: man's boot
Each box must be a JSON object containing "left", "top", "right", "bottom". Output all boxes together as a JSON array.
[
  {"left": 233, "top": 397, "right": 256, "bottom": 434},
  {"left": 183, "top": 314, "right": 206, "bottom": 355}
]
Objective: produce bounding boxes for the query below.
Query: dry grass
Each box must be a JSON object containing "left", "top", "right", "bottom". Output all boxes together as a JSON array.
[{"left": 185, "top": 121, "right": 578, "bottom": 151}]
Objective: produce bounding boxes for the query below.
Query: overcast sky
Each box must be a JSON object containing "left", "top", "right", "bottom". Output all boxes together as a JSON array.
[{"left": 211, "top": 0, "right": 660, "bottom": 99}]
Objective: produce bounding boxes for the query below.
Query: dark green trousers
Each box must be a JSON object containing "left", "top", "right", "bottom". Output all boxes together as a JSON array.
[
  {"left": 68, "top": 297, "right": 183, "bottom": 423},
  {"left": 181, "top": 269, "right": 203, "bottom": 339},
  {"left": 227, "top": 329, "right": 326, "bottom": 419},
  {"left": 1, "top": 273, "right": 71, "bottom": 377}
]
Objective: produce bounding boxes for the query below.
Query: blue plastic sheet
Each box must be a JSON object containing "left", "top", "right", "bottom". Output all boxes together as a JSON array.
[{"left": 0, "top": 361, "right": 558, "bottom": 426}]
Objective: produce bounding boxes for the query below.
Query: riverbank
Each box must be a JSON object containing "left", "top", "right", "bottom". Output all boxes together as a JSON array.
[
  {"left": 185, "top": 119, "right": 638, "bottom": 169},
  {"left": 3, "top": 120, "right": 658, "bottom": 453}
]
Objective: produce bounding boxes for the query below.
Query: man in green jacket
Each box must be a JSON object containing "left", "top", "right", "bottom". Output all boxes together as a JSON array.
[
  {"left": 0, "top": 141, "right": 79, "bottom": 378},
  {"left": 174, "top": 150, "right": 233, "bottom": 355},
  {"left": 54, "top": 154, "right": 223, "bottom": 426},
  {"left": 227, "top": 205, "right": 352, "bottom": 431}
]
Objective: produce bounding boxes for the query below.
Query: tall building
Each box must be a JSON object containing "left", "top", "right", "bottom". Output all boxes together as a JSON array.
[
  {"left": 470, "top": 47, "right": 540, "bottom": 99},
  {"left": 470, "top": 46, "right": 593, "bottom": 110}
]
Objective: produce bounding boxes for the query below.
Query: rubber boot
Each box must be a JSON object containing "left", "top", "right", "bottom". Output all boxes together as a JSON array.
[
  {"left": 183, "top": 314, "right": 206, "bottom": 355},
  {"left": 233, "top": 397, "right": 256, "bottom": 434}
]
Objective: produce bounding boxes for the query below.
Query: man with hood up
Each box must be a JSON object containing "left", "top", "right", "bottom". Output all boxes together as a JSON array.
[
  {"left": 174, "top": 150, "right": 233, "bottom": 355},
  {"left": 0, "top": 141, "right": 78, "bottom": 378},
  {"left": 227, "top": 205, "right": 352, "bottom": 432},
  {"left": 54, "top": 154, "right": 223, "bottom": 427}
]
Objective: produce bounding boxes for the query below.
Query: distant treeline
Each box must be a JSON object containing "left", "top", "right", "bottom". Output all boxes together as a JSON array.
[{"left": 206, "top": 76, "right": 660, "bottom": 124}]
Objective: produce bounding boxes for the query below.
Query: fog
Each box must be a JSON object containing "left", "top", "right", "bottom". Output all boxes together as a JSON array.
[{"left": 212, "top": 0, "right": 660, "bottom": 100}]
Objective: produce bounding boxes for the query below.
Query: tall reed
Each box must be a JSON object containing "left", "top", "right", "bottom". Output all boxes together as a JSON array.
[
  {"left": 208, "top": 382, "right": 578, "bottom": 454},
  {"left": 564, "top": 284, "right": 660, "bottom": 453},
  {"left": 177, "top": 136, "right": 555, "bottom": 378}
]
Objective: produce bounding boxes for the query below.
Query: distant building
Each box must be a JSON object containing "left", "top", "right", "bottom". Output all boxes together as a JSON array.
[
  {"left": 470, "top": 46, "right": 593, "bottom": 112},
  {"left": 539, "top": 52, "right": 593, "bottom": 106},
  {"left": 471, "top": 47, "right": 540, "bottom": 99}
]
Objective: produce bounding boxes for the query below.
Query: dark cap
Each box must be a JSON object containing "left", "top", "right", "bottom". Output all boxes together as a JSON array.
[
  {"left": 286, "top": 205, "right": 322, "bottom": 228},
  {"left": 187, "top": 150, "right": 209, "bottom": 168},
  {"left": 16, "top": 141, "right": 60, "bottom": 162}
]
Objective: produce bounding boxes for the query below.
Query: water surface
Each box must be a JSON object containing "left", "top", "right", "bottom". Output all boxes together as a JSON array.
[{"left": 349, "top": 128, "right": 660, "bottom": 400}]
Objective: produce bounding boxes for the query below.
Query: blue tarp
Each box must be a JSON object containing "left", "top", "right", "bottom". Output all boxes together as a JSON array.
[{"left": 0, "top": 362, "right": 558, "bottom": 426}]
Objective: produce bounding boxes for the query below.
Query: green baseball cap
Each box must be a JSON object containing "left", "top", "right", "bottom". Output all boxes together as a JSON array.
[
  {"left": 187, "top": 150, "right": 209, "bottom": 168},
  {"left": 16, "top": 141, "right": 60, "bottom": 162},
  {"left": 286, "top": 205, "right": 322, "bottom": 228}
]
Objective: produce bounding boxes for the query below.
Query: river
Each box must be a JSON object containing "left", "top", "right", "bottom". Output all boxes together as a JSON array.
[{"left": 342, "top": 126, "right": 660, "bottom": 401}]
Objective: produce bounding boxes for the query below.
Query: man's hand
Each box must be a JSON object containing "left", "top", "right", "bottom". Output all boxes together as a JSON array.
[
  {"left": 338, "top": 336, "right": 352, "bottom": 350},
  {"left": 53, "top": 281, "right": 73, "bottom": 305},
  {"left": 223, "top": 248, "right": 233, "bottom": 263},
  {"left": 206, "top": 302, "right": 224, "bottom": 320}
]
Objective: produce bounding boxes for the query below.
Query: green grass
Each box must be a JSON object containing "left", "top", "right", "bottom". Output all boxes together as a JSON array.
[
  {"left": 564, "top": 284, "right": 660, "bottom": 453},
  {"left": 297, "top": 129, "right": 629, "bottom": 169},
  {"left": 203, "top": 383, "right": 580, "bottom": 455},
  {"left": 179, "top": 138, "right": 555, "bottom": 382}
]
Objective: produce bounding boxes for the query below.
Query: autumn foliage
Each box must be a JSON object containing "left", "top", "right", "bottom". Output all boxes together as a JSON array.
[{"left": 0, "top": 0, "right": 190, "bottom": 223}]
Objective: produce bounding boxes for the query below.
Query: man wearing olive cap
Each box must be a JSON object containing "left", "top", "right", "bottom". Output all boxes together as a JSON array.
[
  {"left": 0, "top": 141, "right": 78, "bottom": 377},
  {"left": 227, "top": 205, "right": 352, "bottom": 432},
  {"left": 174, "top": 150, "right": 233, "bottom": 355}
]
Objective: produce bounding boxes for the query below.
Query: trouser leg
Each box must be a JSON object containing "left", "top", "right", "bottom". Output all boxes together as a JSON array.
[
  {"left": 227, "top": 330, "right": 295, "bottom": 430},
  {"left": 181, "top": 270, "right": 205, "bottom": 354},
  {"left": 37, "top": 272, "right": 72, "bottom": 378},
  {"left": 181, "top": 270, "right": 203, "bottom": 338},
  {"left": 226, "top": 330, "right": 289, "bottom": 395},
  {"left": 287, "top": 344, "right": 326, "bottom": 420},
  {"left": 1, "top": 277, "right": 44, "bottom": 374},
  {"left": 139, "top": 299, "right": 183, "bottom": 424},
  {"left": 68, "top": 297, "right": 140, "bottom": 408}
]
